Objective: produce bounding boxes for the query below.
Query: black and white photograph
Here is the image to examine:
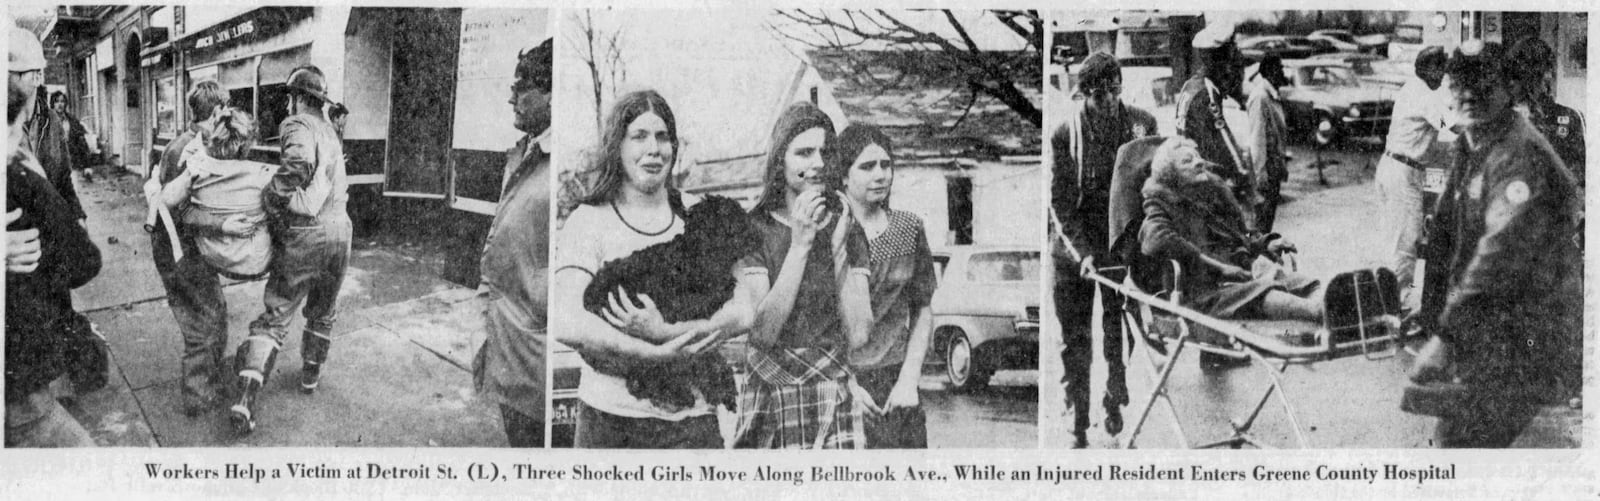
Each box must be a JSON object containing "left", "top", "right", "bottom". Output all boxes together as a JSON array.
[
  {"left": 550, "top": 8, "right": 1043, "bottom": 449},
  {"left": 5, "top": 6, "right": 552, "bottom": 447},
  {"left": 1042, "top": 10, "right": 1584, "bottom": 449}
]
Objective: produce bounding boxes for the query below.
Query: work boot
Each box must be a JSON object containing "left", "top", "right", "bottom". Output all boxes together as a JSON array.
[
  {"left": 229, "top": 344, "right": 277, "bottom": 435},
  {"left": 299, "top": 329, "right": 331, "bottom": 394}
]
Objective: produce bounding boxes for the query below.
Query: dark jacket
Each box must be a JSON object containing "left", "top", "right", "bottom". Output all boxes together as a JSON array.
[
  {"left": 1138, "top": 171, "right": 1314, "bottom": 317},
  {"left": 1428, "top": 110, "right": 1582, "bottom": 387},
  {"left": 23, "top": 109, "right": 85, "bottom": 220},
  {"left": 5, "top": 151, "right": 102, "bottom": 402},
  {"left": 1522, "top": 98, "right": 1585, "bottom": 188},
  {"left": 1051, "top": 102, "right": 1157, "bottom": 263}
]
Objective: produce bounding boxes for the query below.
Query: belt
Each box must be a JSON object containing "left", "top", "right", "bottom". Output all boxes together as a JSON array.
[{"left": 1384, "top": 151, "right": 1426, "bottom": 170}]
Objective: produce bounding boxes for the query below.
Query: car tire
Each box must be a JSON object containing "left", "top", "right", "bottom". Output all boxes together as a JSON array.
[{"left": 944, "top": 330, "right": 990, "bottom": 391}]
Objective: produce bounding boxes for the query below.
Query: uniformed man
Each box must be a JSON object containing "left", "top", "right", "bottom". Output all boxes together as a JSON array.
[
  {"left": 1408, "top": 40, "right": 1582, "bottom": 448},
  {"left": 471, "top": 39, "right": 552, "bottom": 448},
  {"left": 1051, "top": 51, "right": 1157, "bottom": 448},
  {"left": 1175, "top": 21, "right": 1258, "bottom": 221},
  {"left": 1245, "top": 54, "right": 1291, "bottom": 232},
  {"left": 231, "top": 65, "right": 351, "bottom": 434},
  {"left": 1506, "top": 37, "right": 1584, "bottom": 188},
  {"left": 1377, "top": 46, "right": 1449, "bottom": 309}
]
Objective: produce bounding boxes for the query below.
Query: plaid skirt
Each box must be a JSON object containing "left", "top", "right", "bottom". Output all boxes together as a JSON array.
[{"left": 732, "top": 345, "right": 865, "bottom": 449}]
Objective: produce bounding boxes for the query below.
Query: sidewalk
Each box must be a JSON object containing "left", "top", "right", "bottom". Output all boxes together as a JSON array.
[{"left": 61, "top": 170, "right": 506, "bottom": 447}]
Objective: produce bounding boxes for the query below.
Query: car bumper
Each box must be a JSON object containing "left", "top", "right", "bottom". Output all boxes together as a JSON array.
[
  {"left": 975, "top": 326, "right": 1039, "bottom": 372},
  {"left": 1339, "top": 116, "right": 1391, "bottom": 137}
]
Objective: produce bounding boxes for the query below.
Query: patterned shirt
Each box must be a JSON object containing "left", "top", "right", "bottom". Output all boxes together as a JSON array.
[{"left": 850, "top": 210, "right": 937, "bottom": 370}]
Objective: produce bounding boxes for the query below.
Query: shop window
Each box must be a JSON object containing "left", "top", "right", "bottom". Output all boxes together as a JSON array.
[
  {"left": 154, "top": 76, "right": 178, "bottom": 136},
  {"left": 256, "top": 83, "right": 291, "bottom": 142},
  {"left": 226, "top": 86, "right": 255, "bottom": 123}
]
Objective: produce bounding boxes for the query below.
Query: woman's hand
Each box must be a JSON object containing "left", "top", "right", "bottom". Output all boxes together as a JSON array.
[
  {"left": 601, "top": 286, "right": 674, "bottom": 342},
  {"left": 6, "top": 209, "right": 41, "bottom": 274},
  {"left": 1218, "top": 263, "right": 1252, "bottom": 282},
  {"left": 789, "top": 189, "right": 835, "bottom": 249},
  {"left": 642, "top": 328, "right": 727, "bottom": 363},
  {"left": 885, "top": 379, "right": 920, "bottom": 412},
  {"left": 830, "top": 191, "right": 853, "bottom": 263},
  {"left": 220, "top": 213, "right": 262, "bottom": 238}
]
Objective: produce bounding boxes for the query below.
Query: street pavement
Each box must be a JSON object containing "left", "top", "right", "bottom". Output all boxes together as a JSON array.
[
  {"left": 58, "top": 171, "right": 505, "bottom": 447},
  {"left": 1040, "top": 137, "right": 1584, "bottom": 449}
]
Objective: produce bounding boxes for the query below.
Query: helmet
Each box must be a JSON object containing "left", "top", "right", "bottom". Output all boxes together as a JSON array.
[
  {"left": 9, "top": 24, "right": 46, "bottom": 73},
  {"left": 284, "top": 65, "right": 329, "bottom": 103}
]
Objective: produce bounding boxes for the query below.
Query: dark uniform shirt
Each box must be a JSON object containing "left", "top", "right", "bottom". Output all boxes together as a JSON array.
[
  {"left": 1051, "top": 101, "right": 1157, "bottom": 262},
  {"left": 1520, "top": 98, "right": 1585, "bottom": 188},
  {"left": 1176, "top": 76, "right": 1259, "bottom": 215},
  {"left": 1431, "top": 110, "right": 1582, "bottom": 386}
]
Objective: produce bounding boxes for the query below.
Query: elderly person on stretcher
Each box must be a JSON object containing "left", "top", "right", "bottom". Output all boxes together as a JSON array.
[{"left": 1137, "top": 137, "right": 1325, "bottom": 323}]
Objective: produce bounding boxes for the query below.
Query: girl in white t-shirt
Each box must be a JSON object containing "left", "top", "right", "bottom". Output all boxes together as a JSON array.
[{"left": 552, "top": 90, "right": 752, "bottom": 448}]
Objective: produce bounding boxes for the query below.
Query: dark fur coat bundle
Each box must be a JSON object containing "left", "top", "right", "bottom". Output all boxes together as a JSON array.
[{"left": 582, "top": 195, "right": 760, "bottom": 411}]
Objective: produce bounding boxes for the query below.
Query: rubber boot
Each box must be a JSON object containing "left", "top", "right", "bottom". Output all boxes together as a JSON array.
[
  {"left": 300, "top": 329, "right": 331, "bottom": 394},
  {"left": 229, "top": 344, "right": 278, "bottom": 435}
]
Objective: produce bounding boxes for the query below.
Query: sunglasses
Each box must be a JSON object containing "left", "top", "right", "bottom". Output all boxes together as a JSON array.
[{"left": 1080, "top": 84, "right": 1122, "bottom": 97}]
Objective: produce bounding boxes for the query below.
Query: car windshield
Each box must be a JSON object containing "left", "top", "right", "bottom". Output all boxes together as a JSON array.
[
  {"left": 1297, "top": 66, "right": 1359, "bottom": 87},
  {"left": 965, "top": 251, "right": 1040, "bottom": 282}
]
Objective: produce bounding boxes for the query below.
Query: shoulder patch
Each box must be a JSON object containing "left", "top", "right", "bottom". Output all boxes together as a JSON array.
[{"left": 1505, "top": 180, "right": 1531, "bottom": 204}]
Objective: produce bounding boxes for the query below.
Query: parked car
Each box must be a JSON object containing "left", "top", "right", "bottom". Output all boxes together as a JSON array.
[
  {"left": 1307, "top": 29, "right": 1362, "bottom": 52},
  {"left": 1308, "top": 52, "right": 1406, "bottom": 90},
  {"left": 1275, "top": 59, "right": 1395, "bottom": 144},
  {"left": 1238, "top": 35, "right": 1336, "bottom": 63},
  {"left": 929, "top": 245, "right": 1041, "bottom": 390}
]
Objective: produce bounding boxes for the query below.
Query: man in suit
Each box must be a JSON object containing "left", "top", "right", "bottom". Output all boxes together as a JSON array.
[
  {"left": 472, "top": 39, "right": 553, "bottom": 447},
  {"left": 1051, "top": 52, "right": 1157, "bottom": 448}
]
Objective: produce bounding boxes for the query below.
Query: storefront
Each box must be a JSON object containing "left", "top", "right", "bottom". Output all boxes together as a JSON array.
[{"left": 73, "top": 6, "right": 551, "bottom": 285}]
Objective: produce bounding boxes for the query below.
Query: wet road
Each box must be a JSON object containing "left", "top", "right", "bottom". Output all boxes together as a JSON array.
[{"left": 920, "top": 369, "right": 1038, "bottom": 449}]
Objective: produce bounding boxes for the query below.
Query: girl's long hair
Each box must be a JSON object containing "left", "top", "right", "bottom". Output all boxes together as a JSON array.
[
  {"left": 750, "top": 101, "right": 835, "bottom": 215},
  {"left": 831, "top": 122, "right": 894, "bottom": 210},
  {"left": 562, "top": 89, "right": 683, "bottom": 215},
  {"left": 205, "top": 107, "right": 257, "bottom": 160}
]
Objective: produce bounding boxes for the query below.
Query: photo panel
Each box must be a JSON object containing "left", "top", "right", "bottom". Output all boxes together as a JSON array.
[
  {"left": 1042, "top": 9, "right": 1584, "bottom": 450},
  {"left": 550, "top": 8, "right": 1043, "bottom": 450},
  {"left": 7, "top": 5, "right": 552, "bottom": 448}
]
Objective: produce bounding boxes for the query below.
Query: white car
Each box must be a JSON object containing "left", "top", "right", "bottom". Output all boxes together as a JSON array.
[{"left": 930, "top": 245, "right": 1042, "bottom": 390}]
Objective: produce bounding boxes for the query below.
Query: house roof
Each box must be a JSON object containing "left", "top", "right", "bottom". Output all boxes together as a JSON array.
[
  {"left": 680, "top": 48, "right": 1042, "bottom": 192},
  {"left": 808, "top": 49, "right": 1042, "bottom": 159}
]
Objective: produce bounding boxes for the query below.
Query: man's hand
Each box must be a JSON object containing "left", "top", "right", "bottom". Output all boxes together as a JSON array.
[
  {"left": 1408, "top": 336, "right": 1455, "bottom": 385},
  {"left": 219, "top": 213, "right": 262, "bottom": 238},
  {"left": 6, "top": 209, "right": 41, "bottom": 274},
  {"left": 1077, "top": 254, "right": 1097, "bottom": 279}
]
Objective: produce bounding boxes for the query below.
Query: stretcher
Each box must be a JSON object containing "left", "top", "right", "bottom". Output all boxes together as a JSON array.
[{"left": 1050, "top": 211, "right": 1407, "bottom": 449}]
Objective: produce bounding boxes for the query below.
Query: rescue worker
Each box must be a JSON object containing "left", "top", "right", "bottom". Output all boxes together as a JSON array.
[
  {"left": 471, "top": 40, "right": 552, "bottom": 448},
  {"left": 1244, "top": 54, "right": 1291, "bottom": 232},
  {"left": 1174, "top": 21, "right": 1258, "bottom": 223},
  {"left": 1051, "top": 51, "right": 1157, "bottom": 448},
  {"left": 1506, "top": 37, "right": 1584, "bottom": 188},
  {"left": 1409, "top": 40, "right": 1583, "bottom": 448},
  {"left": 1376, "top": 46, "right": 1449, "bottom": 309},
  {"left": 143, "top": 80, "right": 237, "bottom": 417},
  {"left": 231, "top": 65, "right": 351, "bottom": 433}
]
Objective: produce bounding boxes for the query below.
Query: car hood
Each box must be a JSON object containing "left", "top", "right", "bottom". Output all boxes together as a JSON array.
[{"left": 1290, "top": 85, "right": 1392, "bottom": 108}]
